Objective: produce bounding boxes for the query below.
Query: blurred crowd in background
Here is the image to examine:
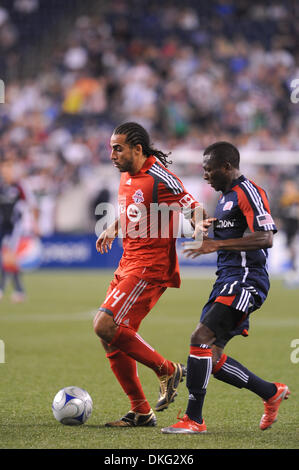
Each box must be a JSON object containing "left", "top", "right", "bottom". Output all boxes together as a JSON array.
[{"left": 0, "top": 0, "right": 299, "bottom": 240}]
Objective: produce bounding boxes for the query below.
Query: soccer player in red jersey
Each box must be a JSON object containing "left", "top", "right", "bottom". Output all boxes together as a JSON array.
[
  {"left": 162, "top": 142, "right": 290, "bottom": 434},
  {"left": 93, "top": 122, "right": 211, "bottom": 427}
]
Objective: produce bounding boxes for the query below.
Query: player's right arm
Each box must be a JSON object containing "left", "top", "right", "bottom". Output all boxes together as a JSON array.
[
  {"left": 190, "top": 205, "right": 216, "bottom": 240},
  {"left": 96, "top": 217, "right": 120, "bottom": 254}
]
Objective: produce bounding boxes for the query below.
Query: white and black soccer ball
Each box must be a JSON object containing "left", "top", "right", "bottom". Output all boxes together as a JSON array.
[{"left": 52, "top": 386, "right": 93, "bottom": 425}]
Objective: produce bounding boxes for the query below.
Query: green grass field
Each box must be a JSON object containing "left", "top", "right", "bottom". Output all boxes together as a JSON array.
[{"left": 0, "top": 270, "right": 298, "bottom": 450}]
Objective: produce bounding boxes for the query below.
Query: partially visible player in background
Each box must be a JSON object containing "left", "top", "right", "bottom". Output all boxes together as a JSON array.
[
  {"left": 279, "top": 179, "right": 299, "bottom": 286},
  {"left": 162, "top": 141, "right": 290, "bottom": 434},
  {"left": 0, "top": 154, "right": 39, "bottom": 302},
  {"left": 93, "top": 122, "right": 212, "bottom": 427}
]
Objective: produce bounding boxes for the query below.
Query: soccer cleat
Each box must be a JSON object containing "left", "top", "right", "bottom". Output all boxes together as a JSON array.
[
  {"left": 11, "top": 291, "right": 26, "bottom": 303},
  {"left": 161, "top": 413, "right": 207, "bottom": 434},
  {"left": 260, "top": 382, "right": 290, "bottom": 430},
  {"left": 155, "top": 363, "right": 186, "bottom": 412},
  {"left": 105, "top": 409, "right": 157, "bottom": 427}
]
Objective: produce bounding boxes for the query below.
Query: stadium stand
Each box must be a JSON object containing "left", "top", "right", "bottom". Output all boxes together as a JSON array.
[{"left": 0, "top": 0, "right": 298, "bottom": 235}]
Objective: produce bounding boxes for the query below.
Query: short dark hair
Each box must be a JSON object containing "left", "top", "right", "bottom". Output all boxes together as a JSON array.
[
  {"left": 203, "top": 141, "right": 240, "bottom": 169},
  {"left": 113, "top": 122, "right": 172, "bottom": 167}
]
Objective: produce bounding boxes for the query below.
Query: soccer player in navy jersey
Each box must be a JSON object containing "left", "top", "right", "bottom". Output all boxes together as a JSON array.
[
  {"left": 0, "top": 157, "right": 28, "bottom": 301},
  {"left": 0, "top": 156, "right": 39, "bottom": 302},
  {"left": 162, "top": 141, "right": 290, "bottom": 434}
]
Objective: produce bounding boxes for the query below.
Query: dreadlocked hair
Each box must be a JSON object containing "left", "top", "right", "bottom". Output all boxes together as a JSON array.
[{"left": 113, "top": 122, "right": 172, "bottom": 167}]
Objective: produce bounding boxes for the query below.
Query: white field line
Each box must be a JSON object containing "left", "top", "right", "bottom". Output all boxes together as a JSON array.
[
  {"left": 0, "top": 310, "right": 98, "bottom": 323},
  {"left": 1, "top": 310, "right": 298, "bottom": 328}
]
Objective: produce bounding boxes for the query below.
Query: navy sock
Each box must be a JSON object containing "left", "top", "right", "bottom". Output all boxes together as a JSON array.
[
  {"left": 0, "top": 268, "right": 7, "bottom": 291},
  {"left": 214, "top": 355, "right": 276, "bottom": 400},
  {"left": 12, "top": 272, "right": 24, "bottom": 293},
  {"left": 185, "top": 345, "right": 212, "bottom": 424}
]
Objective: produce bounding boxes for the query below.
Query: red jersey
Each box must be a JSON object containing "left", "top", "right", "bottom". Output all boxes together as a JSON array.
[{"left": 115, "top": 156, "right": 198, "bottom": 287}]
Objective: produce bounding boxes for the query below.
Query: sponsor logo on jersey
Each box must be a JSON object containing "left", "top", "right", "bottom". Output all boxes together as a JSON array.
[
  {"left": 223, "top": 201, "right": 234, "bottom": 211},
  {"left": 127, "top": 204, "right": 142, "bottom": 222},
  {"left": 126, "top": 178, "right": 132, "bottom": 185},
  {"left": 132, "top": 189, "right": 144, "bottom": 204},
  {"left": 215, "top": 219, "right": 236, "bottom": 228}
]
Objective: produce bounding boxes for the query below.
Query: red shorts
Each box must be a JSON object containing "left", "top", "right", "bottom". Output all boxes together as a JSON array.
[{"left": 99, "top": 274, "right": 166, "bottom": 331}]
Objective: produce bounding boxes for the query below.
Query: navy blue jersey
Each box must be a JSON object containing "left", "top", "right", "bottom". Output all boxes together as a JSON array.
[
  {"left": 213, "top": 175, "right": 277, "bottom": 272},
  {"left": 0, "top": 182, "right": 26, "bottom": 235},
  {"left": 200, "top": 175, "right": 276, "bottom": 346}
]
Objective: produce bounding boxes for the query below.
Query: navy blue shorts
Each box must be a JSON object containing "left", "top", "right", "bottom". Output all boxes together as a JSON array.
[{"left": 200, "top": 267, "right": 270, "bottom": 348}]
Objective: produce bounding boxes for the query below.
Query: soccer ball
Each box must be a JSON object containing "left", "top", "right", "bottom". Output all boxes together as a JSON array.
[{"left": 52, "top": 386, "right": 93, "bottom": 425}]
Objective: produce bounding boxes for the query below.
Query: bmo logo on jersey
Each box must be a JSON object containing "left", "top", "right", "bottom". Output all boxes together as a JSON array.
[
  {"left": 127, "top": 203, "right": 142, "bottom": 222},
  {"left": 215, "top": 219, "right": 236, "bottom": 229}
]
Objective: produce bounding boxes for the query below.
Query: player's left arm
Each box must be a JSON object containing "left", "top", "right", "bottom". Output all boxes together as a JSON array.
[
  {"left": 184, "top": 181, "right": 276, "bottom": 258},
  {"left": 183, "top": 231, "right": 273, "bottom": 259}
]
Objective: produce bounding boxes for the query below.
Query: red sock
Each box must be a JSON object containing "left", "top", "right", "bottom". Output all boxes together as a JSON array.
[
  {"left": 107, "top": 349, "right": 150, "bottom": 414},
  {"left": 109, "top": 325, "right": 174, "bottom": 377}
]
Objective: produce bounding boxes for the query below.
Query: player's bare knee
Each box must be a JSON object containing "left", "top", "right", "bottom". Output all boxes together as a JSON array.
[
  {"left": 93, "top": 310, "right": 116, "bottom": 342},
  {"left": 190, "top": 322, "right": 214, "bottom": 345}
]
